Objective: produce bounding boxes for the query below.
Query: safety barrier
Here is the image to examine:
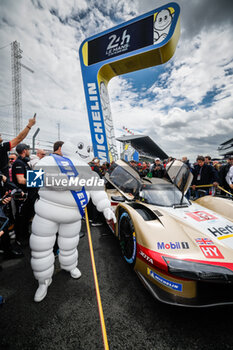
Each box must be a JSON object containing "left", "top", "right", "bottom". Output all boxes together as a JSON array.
[{"left": 194, "top": 184, "right": 232, "bottom": 197}]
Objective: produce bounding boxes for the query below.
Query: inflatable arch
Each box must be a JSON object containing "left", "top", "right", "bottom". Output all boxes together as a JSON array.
[{"left": 79, "top": 2, "right": 180, "bottom": 162}]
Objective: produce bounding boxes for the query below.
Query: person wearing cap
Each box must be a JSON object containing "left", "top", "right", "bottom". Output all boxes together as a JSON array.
[
  {"left": 151, "top": 158, "right": 164, "bottom": 178},
  {"left": 219, "top": 155, "right": 233, "bottom": 195},
  {"left": 0, "top": 116, "right": 36, "bottom": 178},
  {"left": 12, "top": 143, "right": 31, "bottom": 192},
  {"left": 137, "top": 161, "right": 149, "bottom": 177},
  {"left": 12, "top": 143, "right": 38, "bottom": 245},
  {"left": 92, "top": 157, "right": 102, "bottom": 178}
]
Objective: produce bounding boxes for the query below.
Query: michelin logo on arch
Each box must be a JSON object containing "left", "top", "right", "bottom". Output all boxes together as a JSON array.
[{"left": 26, "top": 169, "right": 104, "bottom": 189}]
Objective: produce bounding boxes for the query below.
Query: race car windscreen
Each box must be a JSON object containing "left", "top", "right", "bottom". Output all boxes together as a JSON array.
[
  {"left": 108, "top": 165, "right": 140, "bottom": 196},
  {"left": 139, "top": 184, "right": 190, "bottom": 207}
]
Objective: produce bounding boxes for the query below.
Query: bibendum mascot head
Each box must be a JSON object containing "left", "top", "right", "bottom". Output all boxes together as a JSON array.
[
  {"left": 154, "top": 9, "right": 173, "bottom": 31},
  {"left": 62, "top": 136, "right": 93, "bottom": 163},
  {"left": 60, "top": 140, "right": 98, "bottom": 190},
  {"left": 61, "top": 141, "right": 77, "bottom": 158},
  {"left": 153, "top": 7, "right": 174, "bottom": 44}
]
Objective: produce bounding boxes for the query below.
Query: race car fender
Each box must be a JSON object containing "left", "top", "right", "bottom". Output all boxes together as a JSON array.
[{"left": 194, "top": 196, "right": 233, "bottom": 222}]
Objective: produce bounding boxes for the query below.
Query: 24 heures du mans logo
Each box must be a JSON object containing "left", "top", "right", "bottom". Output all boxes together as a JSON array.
[{"left": 106, "top": 29, "right": 131, "bottom": 57}]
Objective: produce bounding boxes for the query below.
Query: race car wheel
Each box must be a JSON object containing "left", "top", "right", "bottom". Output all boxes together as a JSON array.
[{"left": 118, "top": 211, "right": 137, "bottom": 265}]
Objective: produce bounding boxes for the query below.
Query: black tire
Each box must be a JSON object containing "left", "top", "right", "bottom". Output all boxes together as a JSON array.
[{"left": 118, "top": 211, "right": 137, "bottom": 265}]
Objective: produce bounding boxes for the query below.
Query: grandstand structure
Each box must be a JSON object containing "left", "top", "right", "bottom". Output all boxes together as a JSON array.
[{"left": 218, "top": 138, "right": 233, "bottom": 158}]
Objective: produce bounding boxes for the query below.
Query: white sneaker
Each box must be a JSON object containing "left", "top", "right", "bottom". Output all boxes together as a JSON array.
[
  {"left": 91, "top": 222, "right": 103, "bottom": 227},
  {"left": 70, "top": 268, "right": 82, "bottom": 279},
  {"left": 34, "top": 278, "right": 52, "bottom": 303}
]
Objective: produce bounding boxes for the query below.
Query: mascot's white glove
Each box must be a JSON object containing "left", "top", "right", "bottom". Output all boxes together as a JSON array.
[{"left": 103, "top": 208, "right": 116, "bottom": 223}]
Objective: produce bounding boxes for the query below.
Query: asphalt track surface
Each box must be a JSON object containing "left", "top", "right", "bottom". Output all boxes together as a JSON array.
[{"left": 1, "top": 221, "right": 233, "bottom": 350}]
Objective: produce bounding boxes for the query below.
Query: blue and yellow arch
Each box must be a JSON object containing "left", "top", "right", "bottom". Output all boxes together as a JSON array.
[{"left": 79, "top": 2, "right": 180, "bottom": 162}]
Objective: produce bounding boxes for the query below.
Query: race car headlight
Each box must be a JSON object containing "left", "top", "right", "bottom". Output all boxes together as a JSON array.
[{"left": 163, "top": 256, "right": 233, "bottom": 282}]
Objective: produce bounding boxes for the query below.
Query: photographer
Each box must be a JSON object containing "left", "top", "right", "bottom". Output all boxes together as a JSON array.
[{"left": 0, "top": 174, "right": 24, "bottom": 259}]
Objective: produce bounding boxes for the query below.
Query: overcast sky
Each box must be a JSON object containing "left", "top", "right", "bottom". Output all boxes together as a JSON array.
[{"left": 0, "top": 0, "right": 232, "bottom": 161}]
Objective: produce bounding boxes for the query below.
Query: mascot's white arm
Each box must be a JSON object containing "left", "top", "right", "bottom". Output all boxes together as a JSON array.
[{"left": 90, "top": 190, "right": 116, "bottom": 223}]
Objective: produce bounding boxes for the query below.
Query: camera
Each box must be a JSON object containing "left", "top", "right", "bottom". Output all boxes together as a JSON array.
[
  {"left": 0, "top": 193, "right": 11, "bottom": 202},
  {"left": 11, "top": 189, "right": 27, "bottom": 200},
  {"left": 0, "top": 189, "right": 27, "bottom": 203}
]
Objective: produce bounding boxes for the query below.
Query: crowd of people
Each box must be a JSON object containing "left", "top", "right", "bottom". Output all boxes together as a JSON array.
[
  {"left": 120, "top": 155, "right": 233, "bottom": 198},
  {"left": 0, "top": 117, "right": 37, "bottom": 259},
  {"left": 84, "top": 153, "right": 233, "bottom": 205},
  {"left": 0, "top": 115, "right": 232, "bottom": 303}
]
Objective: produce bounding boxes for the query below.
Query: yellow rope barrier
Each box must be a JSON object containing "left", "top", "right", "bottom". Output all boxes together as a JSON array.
[
  {"left": 194, "top": 184, "right": 232, "bottom": 196},
  {"left": 217, "top": 185, "right": 233, "bottom": 197},
  {"left": 85, "top": 207, "right": 109, "bottom": 350}
]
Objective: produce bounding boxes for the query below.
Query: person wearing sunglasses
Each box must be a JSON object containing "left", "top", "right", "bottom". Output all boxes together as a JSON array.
[{"left": 8, "top": 153, "right": 17, "bottom": 182}]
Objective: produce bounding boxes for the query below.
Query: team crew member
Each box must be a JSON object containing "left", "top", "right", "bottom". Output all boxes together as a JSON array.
[
  {"left": 8, "top": 153, "right": 17, "bottom": 181},
  {"left": 0, "top": 116, "right": 36, "bottom": 178},
  {"left": 12, "top": 143, "right": 38, "bottom": 245},
  {"left": 191, "top": 155, "right": 219, "bottom": 197},
  {"left": 12, "top": 144, "right": 31, "bottom": 191}
]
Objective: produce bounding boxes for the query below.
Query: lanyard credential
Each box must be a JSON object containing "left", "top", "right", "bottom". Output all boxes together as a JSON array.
[
  {"left": 51, "top": 154, "right": 88, "bottom": 217},
  {"left": 197, "top": 166, "right": 202, "bottom": 181}
]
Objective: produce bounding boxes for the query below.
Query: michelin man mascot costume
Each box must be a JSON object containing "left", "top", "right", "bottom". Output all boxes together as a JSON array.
[{"left": 30, "top": 141, "right": 116, "bottom": 302}]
